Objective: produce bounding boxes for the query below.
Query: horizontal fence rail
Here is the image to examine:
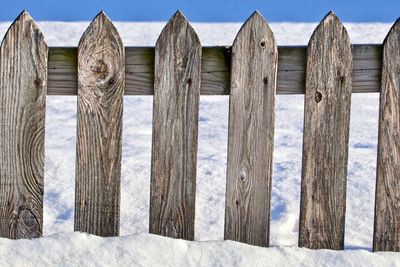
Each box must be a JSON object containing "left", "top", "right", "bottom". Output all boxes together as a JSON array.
[
  {"left": 48, "top": 44, "right": 382, "bottom": 95},
  {"left": 0, "top": 9, "right": 399, "bottom": 254}
]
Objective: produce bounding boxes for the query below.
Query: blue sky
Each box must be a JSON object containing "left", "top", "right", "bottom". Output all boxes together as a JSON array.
[{"left": 0, "top": 0, "right": 399, "bottom": 22}]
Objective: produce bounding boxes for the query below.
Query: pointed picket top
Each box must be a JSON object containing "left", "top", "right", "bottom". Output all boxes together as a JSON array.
[
  {"left": 156, "top": 10, "right": 201, "bottom": 49},
  {"left": 79, "top": 11, "right": 122, "bottom": 47},
  {"left": 15, "top": 10, "right": 31, "bottom": 21},
  {"left": 2, "top": 10, "right": 47, "bottom": 50},
  {"left": 171, "top": 10, "right": 186, "bottom": 21},
  {"left": 6, "top": 10, "right": 33, "bottom": 30},
  {"left": 233, "top": 11, "right": 275, "bottom": 49},
  {"left": 77, "top": 11, "right": 124, "bottom": 91},
  {"left": 309, "top": 11, "right": 350, "bottom": 46},
  {"left": 318, "top": 10, "right": 341, "bottom": 26},
  {"left": 383, "top": 17, "right": 400, "bottom": 47}
]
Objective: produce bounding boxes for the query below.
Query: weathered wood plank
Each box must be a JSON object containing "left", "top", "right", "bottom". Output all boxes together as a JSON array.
[
  {"left": 299, "top": 12, "right": 352, "bottom": 250},
  {"left": 374, "top": 18, "right": 400, "bottom": 252},
  {"left": 224, "top": 12, "right": 277, "bottom": 247},
  {"left": 0, "top": 11, "right": 48, "bottom": 239},
  {"left": 47, "top": 45, "right": 381, "bottom": 95},
  {"left": 74, "top": 11, "right": 124, "bottom": 236},
  {"left": 149, "top": 11, "right": 201, "bottom": 240}
]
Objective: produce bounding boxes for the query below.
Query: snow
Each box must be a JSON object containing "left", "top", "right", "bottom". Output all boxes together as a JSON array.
[
  {"left": 0, "top": 21, "right": 392, "bottom": 46},
  {"left": 0, "top": 20, "right": 399, "bottom": 266},
  {"left": 1, "top": 232, "right": 400, "bottom": 267}
]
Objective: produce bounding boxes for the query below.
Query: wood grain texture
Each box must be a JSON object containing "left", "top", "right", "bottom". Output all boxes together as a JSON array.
[
  {"left": 224, "top": 11, "right": 277, "bottom": 247},
  {"left": 0, "top": 11, "right": 48, "bottom": 239},
  {"left": 149, "top": 11, "right": 201, "bottom": 240},
  {"left": 46, "top": 45, "right": 382, "bottom": 95},
  {"left": 299, "top": 12, "right": 352, "bottom": 250},
  {"left": 74, "top": 12, "right": 124, "bottom": 236},
  {"left": 374, "top": 18, "right": 400, "bottom": 252}
]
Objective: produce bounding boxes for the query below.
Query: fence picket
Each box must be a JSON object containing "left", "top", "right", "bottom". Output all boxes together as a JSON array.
[
  {"left": 299, "top": 12, "right": 352, "bottom": 250},
  {"left": 0, "top": 11, "right": 48, "bottom": 239},
  {"left": 374, "top": 18, "right": 400, "bottom": 252},
  {"left": 224, "top": 11, "right": 277, "bottom": 247},
  {"left": 149, "top": 11, "right": 201, "bottom": 240},
  {"left": 74, "top": 11, "right": 124, "bottom": 236}
]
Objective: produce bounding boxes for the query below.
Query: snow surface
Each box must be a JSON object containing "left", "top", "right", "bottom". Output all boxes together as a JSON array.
[
  {"left": 1, "top": 232, "right": 400, "bottom": 267},
  {"left": 0, "top": 21, "right": 399, "bottom": 266}
]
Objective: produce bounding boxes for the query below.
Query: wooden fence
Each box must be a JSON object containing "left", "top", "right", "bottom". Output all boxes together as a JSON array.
[{"left": 0, "top": 10, "right": 399, "bottom": 252}]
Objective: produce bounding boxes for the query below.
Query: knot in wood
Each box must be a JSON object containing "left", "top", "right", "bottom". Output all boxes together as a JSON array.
[
  {"left": 336, "top": 75, "right": 345, "bottom": 82},
  {"left": 109, "top": 77, "right": 116, "bottom": 85},
  {"left": 33, "top": 78, "right": 41, "bottom": 88},
  {"left": 260, "top": 40, "right": 266, "bottom": 48},
  {"left": 16, "top": 208, "right": 40, "bottom": 238},
  {"left": 315, "top": 91, "right": 322, "bottom": 103},
  {"left": 90, "top": 59, "right": 109, "bottom": 81},
  {"left": 239, "top": 169, "right": 247, "bottom": 182},
  {"left": 165, "top": 220, "right": 179, "bottom": 238},
  {"left": 177, "top": 60, "right": 184, "bottom": 71}
]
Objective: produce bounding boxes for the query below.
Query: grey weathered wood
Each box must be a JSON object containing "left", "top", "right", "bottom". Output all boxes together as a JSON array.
[
  {"left": 0, "top": 11, "right": 48, "bottom": 239},
  {"left": 374, "top": 18, "right": 400, "bottom": 252},
  {"left": 46, "top": 45, "right": 382, "bottom": 95},
  {"left": 224, "top": 12, "right": 277, "bottom": 247},
  {"left": 74, "top": 11, "right": 124, "bottom": 236},
  {"left": 299, "top": 12, "right": 352, "bottom": 250},
  {"left": 149, "top": 11, "right": 201, "bottom": 240}
]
